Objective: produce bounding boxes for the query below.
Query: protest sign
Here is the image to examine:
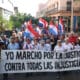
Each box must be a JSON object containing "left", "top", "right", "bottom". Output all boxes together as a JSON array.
[
  {"left": 0, "top": 50, "right": 54, "bottom": 73},
  {"left": 0, "top": 49, "right": 80, "bottom": 73}
]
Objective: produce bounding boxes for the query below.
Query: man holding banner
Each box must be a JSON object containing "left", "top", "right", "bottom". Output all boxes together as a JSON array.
[{"left": 54, "top": 40, "right": 65, "bottom": 52}]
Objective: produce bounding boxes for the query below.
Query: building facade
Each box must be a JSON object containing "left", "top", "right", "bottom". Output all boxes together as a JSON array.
[
  {"left": 0, "top": 0, "right": 14, "bottom": 20},
  {"left": 37, "top": 0, "right": 80, "bottom": 31},
  {"left": 36, "top": 3, "right": 47, "bottom": 18},
  {"left": 45, "top": 0, "right": 80, "bottom": 17}
]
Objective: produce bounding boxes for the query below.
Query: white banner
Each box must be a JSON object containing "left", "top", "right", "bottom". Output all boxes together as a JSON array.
[{"left": 0, "top": 49, "right": 80, "bottom": 73}]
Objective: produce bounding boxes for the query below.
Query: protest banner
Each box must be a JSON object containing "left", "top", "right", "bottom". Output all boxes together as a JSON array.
[
  {"left": 54, "top": 49, "right": 80, "bottom": 71},
  {"left": 0, "top": 49, "right": 80, "bottom": 73},
  {"left": 0, "top": 50, "right": 54, "bottom": 73}
]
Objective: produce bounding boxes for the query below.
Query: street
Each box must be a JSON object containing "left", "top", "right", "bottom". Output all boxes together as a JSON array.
[{"left": 0, "top": 71, "right": 80, "bottom": 80}]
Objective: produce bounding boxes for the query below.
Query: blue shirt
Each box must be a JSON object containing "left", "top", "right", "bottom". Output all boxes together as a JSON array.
[{"left": 8, "top": 43, "right": 19, "bottom": 50}]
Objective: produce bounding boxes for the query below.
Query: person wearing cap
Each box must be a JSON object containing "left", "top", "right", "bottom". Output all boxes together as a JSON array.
[{"left": 54, "top": 40, "right": 65, "bottom": 52}]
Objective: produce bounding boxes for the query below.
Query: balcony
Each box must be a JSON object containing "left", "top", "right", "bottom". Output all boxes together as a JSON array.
[
  {"left": 46, "top": 7, "right": 80, "bottom": 15},
  {"left": 74, "top": 7, "right": 80, "bottom": 12},
  {"left": 46, "top": 8, "right": 58, "bottom": 15}
]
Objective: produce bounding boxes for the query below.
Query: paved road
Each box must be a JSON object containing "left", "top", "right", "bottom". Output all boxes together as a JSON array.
[{"left": 0, "top": 71, "right": 80, "bottom": 80}]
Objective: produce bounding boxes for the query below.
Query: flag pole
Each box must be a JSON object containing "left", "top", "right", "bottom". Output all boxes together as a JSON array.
[{"left": 71, "top": 0, "right": 73, "bottom": 31}]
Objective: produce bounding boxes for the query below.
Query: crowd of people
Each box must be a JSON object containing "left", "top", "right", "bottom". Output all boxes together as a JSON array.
[
  {"left": 0, "top": 29, "right": 80, "bottom": 52},
  {"left": 0, "top": 24, "right": 80, "bottom": 80}
]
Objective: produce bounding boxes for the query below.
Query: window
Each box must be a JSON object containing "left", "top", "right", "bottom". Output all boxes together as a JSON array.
[{"left": 67, "top": 1, "right": 71, "bottom": 11}]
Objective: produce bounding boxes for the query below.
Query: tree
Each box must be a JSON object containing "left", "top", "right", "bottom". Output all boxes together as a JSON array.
[
  {"left": 10, "top": 12, "right": 52, "bottom": 29},
  {"left": 10, "top": 14, "right": 22, "bottom": 28},
  {"left": 10, "top": 13, "right": 37, "bottom": 28},
  {"left": 0, "top": 15, "right": 14, "bottom": 31},
  {"left": 0, "top": 16, "right": 3, "bottom": 31}
]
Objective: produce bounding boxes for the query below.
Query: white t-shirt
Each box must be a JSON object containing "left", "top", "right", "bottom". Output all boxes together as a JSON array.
[
  {"left": 54, "top": 45, "right": 64, "bottom": 52},
  {"left": 33, "top": 43, "right": 40, "bottom": 50},
  {"left": 62, "top": 43, "right": 73, "bottom": 51},
  {"left": 45, "top": 44, "right": 51, "bottom": 51},
  {"left": 38, "top": 44, "right": 46, "bottom": 51},
  {"left": 75, "top": 44, "right": 80, "bottom": 49}
]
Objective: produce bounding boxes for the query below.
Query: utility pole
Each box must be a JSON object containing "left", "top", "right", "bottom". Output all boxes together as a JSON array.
[{"left": 71, "top": 0, "right": 73, "bottom": 31}]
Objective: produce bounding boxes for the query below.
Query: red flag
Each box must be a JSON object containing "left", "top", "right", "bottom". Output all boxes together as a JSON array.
[
  {"left": 49, "top": 20, "right": 58, "bottom": 35},
  {"left": 27, "top": 20, "right": 40, "bottom": 38},
  {"left": 39, "top": 18, "right": 48, "bottom": 28},
  {"left": 49, "top": 20, "right": 58, "bottom": 30},
  {"left": 49, "top": 20, "right": 54, "bottom": 25}
]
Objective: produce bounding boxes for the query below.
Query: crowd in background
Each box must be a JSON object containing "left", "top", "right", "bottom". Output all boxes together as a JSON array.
[
  {"left": 0, "top": 18, "right": 79, "bottom": 54},
  {"left": 0, "top": 29, "right": 80, "bottom": 52}
]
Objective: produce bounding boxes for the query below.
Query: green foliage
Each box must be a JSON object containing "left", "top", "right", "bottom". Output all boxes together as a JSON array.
[
  {"left": 10, "top": 15, "right": 21, "bottom": 28},
  {"left": 0, "top": 16, "right": 3, "bottom": 21},
  {"left": 7, "top": 20, "right": 13, "bottom": 30},
  {"left": 10, "top": 13, "right": 37, "bottom": 28},
  {"left": 0, "top": 13, "right": 51, "bottom": 31},
  {"left": 0, "top": 12, "right": 53, "bottom": 31},
  {"left": 0, "top": 15, "right": 14, "bottom": 30},
  {"left": 10, "top": 12, "right": 52, "bottom": 29}
]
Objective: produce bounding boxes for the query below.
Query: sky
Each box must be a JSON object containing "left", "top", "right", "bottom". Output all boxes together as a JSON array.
[{"left": 12, "top": 0, "right": 47, "bottom": 17}]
